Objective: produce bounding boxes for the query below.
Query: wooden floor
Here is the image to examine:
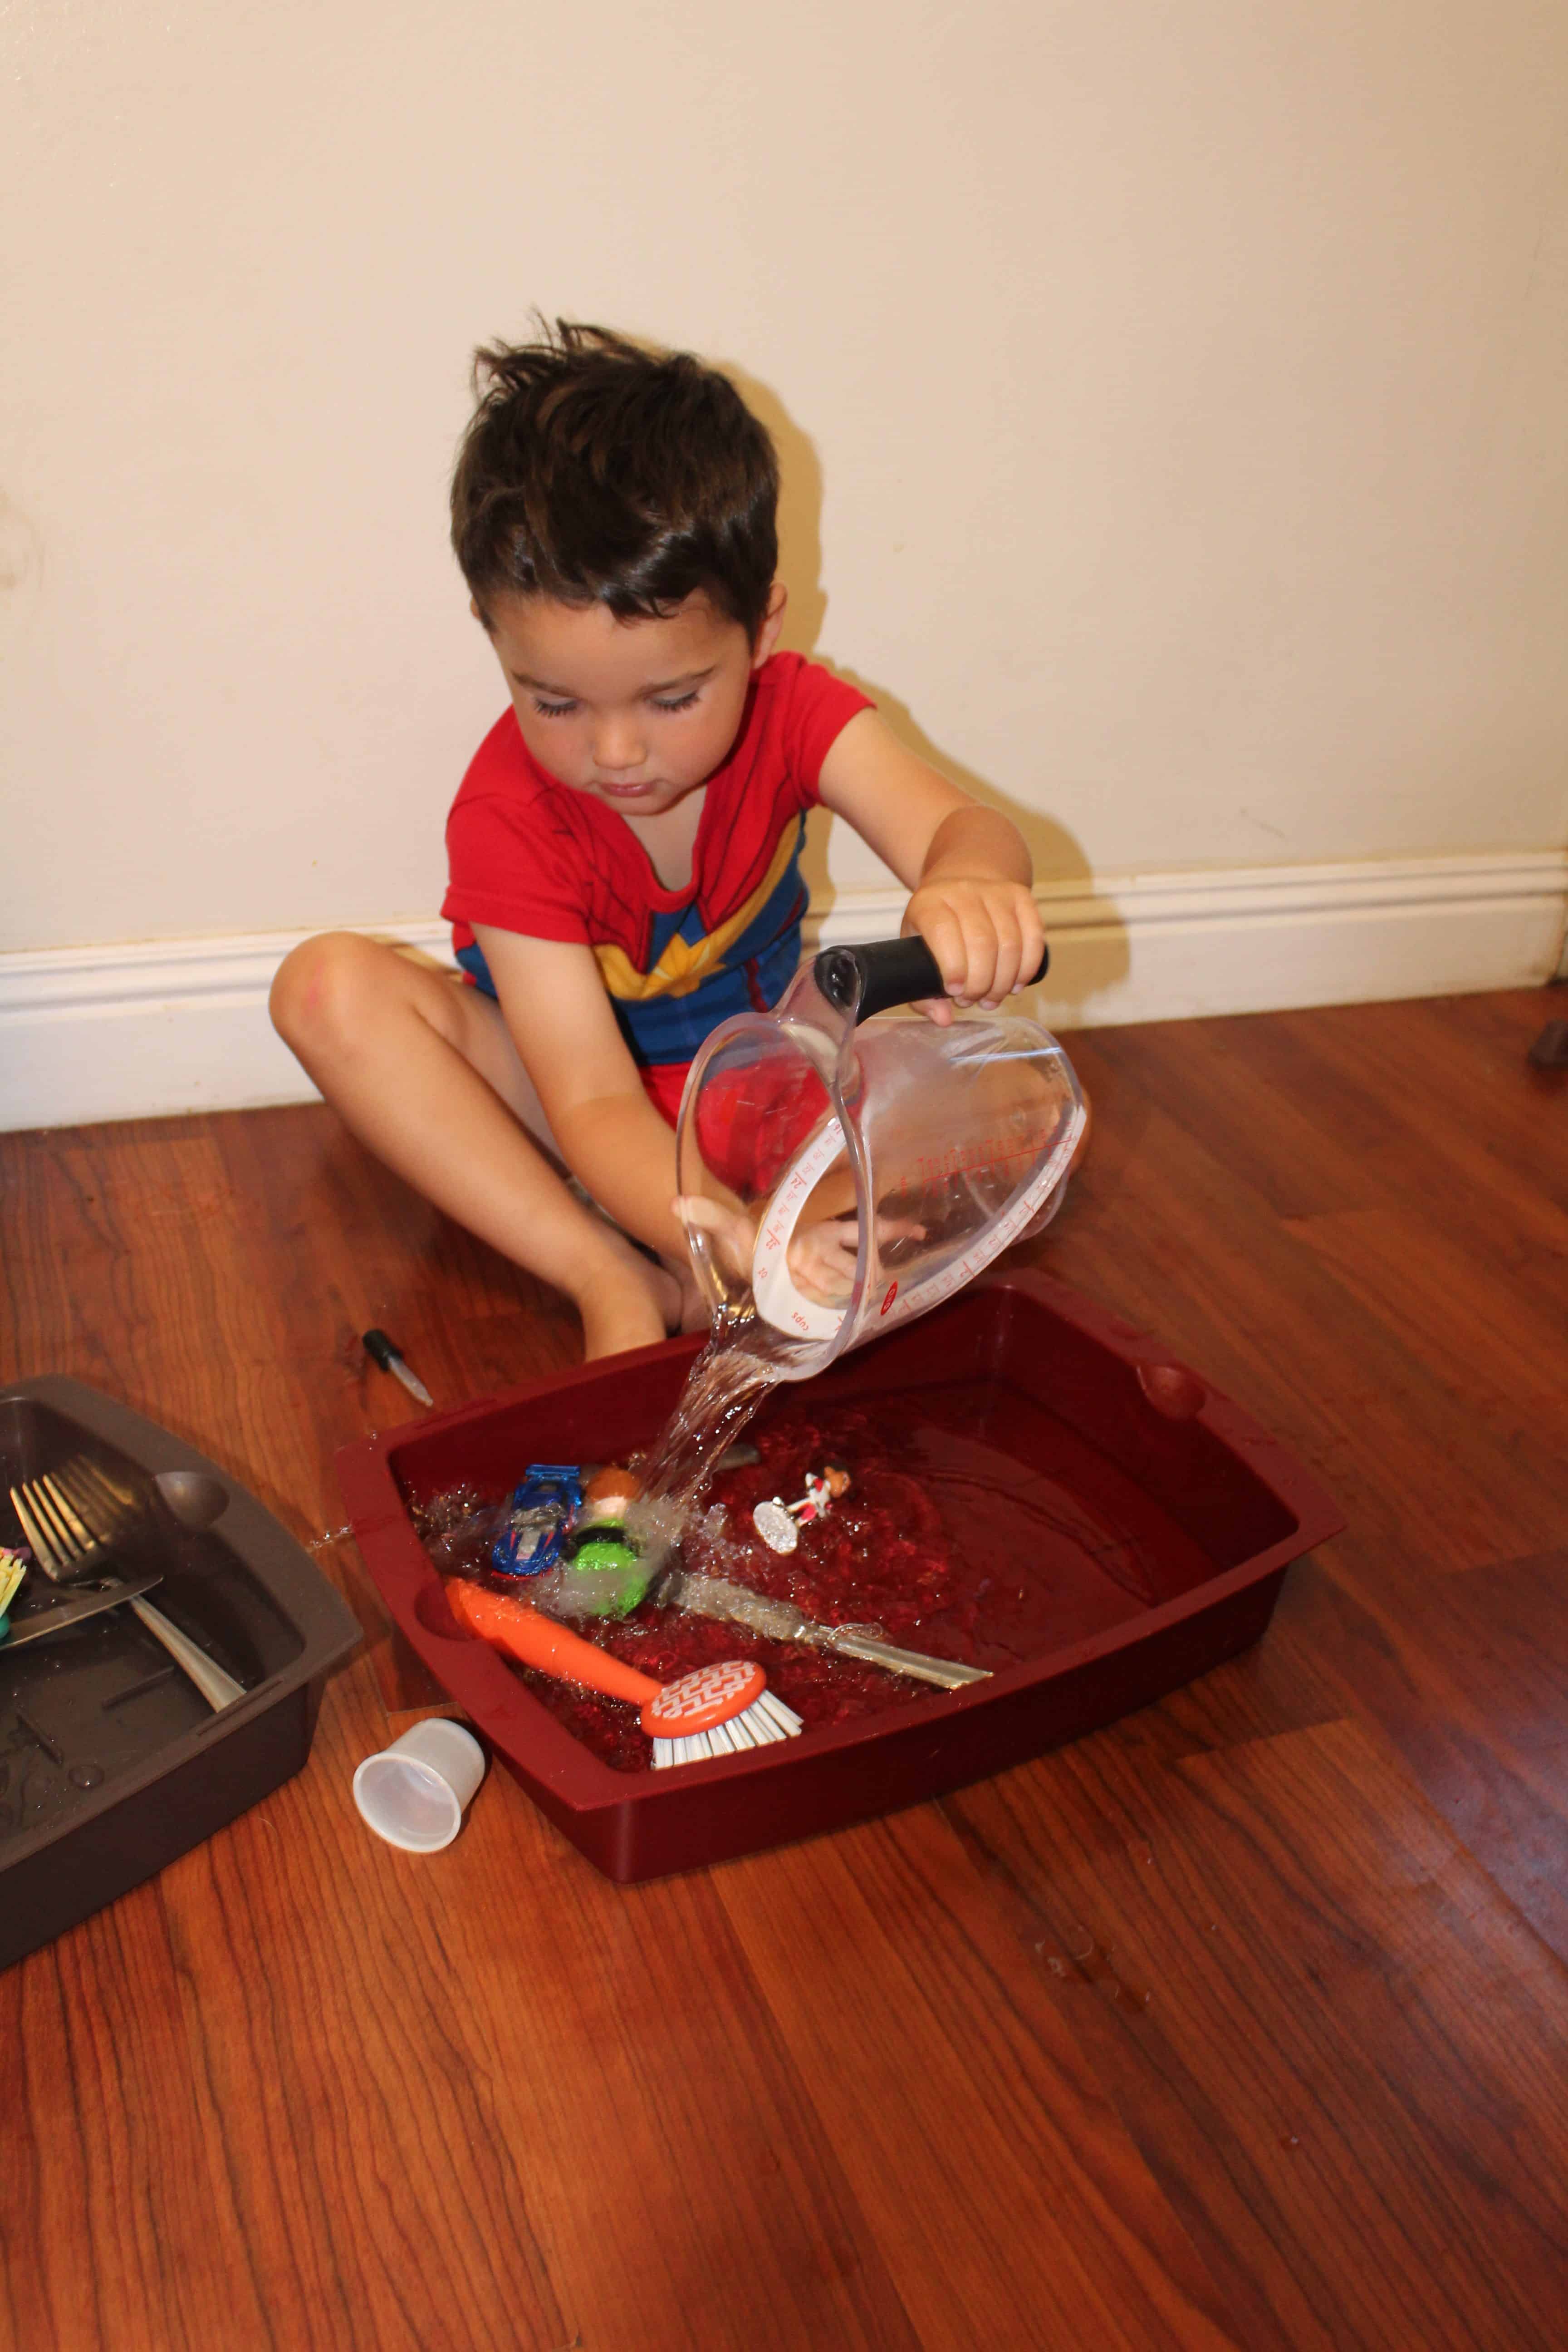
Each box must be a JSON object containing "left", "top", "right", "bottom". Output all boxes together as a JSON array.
[{"left": 3, "top": 985, "right": 1567, "bottom": 2352}]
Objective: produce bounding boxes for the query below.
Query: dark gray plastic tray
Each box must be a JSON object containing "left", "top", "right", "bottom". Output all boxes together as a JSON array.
[{"left": 0, "top": 1377, "right": 361, "bottom": 1970}]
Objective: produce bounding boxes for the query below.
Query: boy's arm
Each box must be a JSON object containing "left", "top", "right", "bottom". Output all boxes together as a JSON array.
[
  {"left": 815, "top": 710, "right": 1044, "bottom": 1020},
  {"left": 472, "top": 924, "right": 686, "bottom": 1258}
]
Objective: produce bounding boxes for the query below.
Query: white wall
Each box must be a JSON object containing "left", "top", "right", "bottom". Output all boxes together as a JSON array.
[{"left": 3, "top": 0, "right": 1567, "bottom": 1073}]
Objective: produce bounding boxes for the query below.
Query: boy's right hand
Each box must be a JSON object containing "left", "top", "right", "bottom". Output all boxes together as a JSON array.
[
  {"left": 672, "top": 1192, "right": 757, "bottom": 1290},
  {"left": 675, "top": 1196, "right": 927, "bottom": 1308}
]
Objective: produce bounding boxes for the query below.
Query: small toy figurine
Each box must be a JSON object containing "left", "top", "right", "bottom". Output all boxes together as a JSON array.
[
  {"left": 543, "top": 1464, "right": 651, "bottom": 1620},
  {"left": 576, "top": 1465, "right": 643, "bottom": 1529},
  {"left": 752, "top": 1459, "right": 853, "bottom": 1554},
  {"left": 796, "top": 1460, "right": 852, "bottom": 1523}
]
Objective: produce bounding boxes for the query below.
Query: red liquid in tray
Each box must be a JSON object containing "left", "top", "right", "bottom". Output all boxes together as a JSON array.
[{"left": 416, "top": 1379, "right": 1221, "bottom": 1775}]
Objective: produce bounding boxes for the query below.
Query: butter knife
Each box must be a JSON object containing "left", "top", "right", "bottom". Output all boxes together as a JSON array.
[
  {"left": 663, "top": 1567, "right": 992, "bottom": 1690},
  {"left": 3, "top": 1573, "right": 165, "bottom": 1649}
]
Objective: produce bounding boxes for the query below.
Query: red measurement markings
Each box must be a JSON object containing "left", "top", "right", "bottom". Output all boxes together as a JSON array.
[{"left": 913, "top": 1127, "right": 1055, "bottom": 1184}]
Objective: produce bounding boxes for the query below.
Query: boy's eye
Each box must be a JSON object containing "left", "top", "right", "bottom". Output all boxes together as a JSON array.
[
  {"left": 651, "top": 690, "right": 700, "bottom": 713},
  {"left": 530, "top": 696, "right": 578, "bottom": 718}
]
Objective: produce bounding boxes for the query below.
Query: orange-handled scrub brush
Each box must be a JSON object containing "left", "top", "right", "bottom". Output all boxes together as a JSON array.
[{"left": 446, "top": 1581, "right": 803, "bottom": 1768}]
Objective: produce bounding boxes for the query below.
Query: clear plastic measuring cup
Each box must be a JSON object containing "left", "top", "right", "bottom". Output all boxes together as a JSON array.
[{"left": 676, "top": 936, "right": 1087, "bottom": 1380}]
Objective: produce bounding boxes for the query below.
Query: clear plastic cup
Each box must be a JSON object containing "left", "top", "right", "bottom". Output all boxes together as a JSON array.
[{"left": 352, "top": 1719, "right": 485, "bottom": 1852}]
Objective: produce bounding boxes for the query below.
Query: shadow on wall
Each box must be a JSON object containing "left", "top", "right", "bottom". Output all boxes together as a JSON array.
[
  {"left": 725, "top": 365, "right": 831, "bottom": 664},
  {"left": 730, "top": 364, "right": 1130, "bottom": 1023}
]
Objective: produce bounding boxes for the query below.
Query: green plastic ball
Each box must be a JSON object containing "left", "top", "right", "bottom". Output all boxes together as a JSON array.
[{"left": 562, "top": 1535, "right": 647, "bottom": 1618}]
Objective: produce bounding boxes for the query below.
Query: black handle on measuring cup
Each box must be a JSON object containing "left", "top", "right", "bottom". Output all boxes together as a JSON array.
[{"left": 813, "top": 935, "right": 1050, "bottom": 1024}]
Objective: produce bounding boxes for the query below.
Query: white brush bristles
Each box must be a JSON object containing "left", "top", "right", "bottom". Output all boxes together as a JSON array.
[{"left": 650, "top": 1690, "right": 804, "bottom": 1770}]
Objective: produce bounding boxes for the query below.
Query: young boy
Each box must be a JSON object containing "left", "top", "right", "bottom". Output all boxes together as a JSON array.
[{"left": 271, "top": 322, "right": 1045, "bottom": 1360}]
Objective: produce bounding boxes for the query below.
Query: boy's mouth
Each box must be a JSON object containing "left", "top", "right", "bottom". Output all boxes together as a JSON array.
[{"left": 595, "top": 778, "right": 660, "bottom": 800}]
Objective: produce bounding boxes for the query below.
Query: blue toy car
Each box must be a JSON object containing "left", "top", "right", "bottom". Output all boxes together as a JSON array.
[{"left": 490, "top": 1464, "right": 583, "bottom": 1578}]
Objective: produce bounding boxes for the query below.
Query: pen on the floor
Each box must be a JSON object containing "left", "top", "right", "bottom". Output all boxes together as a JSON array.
[{"left": 362, "top": 1328, "right": 434, "bottom": 1408}]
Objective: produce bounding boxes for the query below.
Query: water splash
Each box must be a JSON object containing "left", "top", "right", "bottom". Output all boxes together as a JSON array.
[
  {"left": 625, "top": 1319, "right": 788, "bottom": 1565},
  {"left": 306, "top": 1525, "right": 355, "bottom": 1556}
]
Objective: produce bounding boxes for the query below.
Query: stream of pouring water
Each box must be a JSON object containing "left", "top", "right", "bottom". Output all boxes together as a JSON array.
[{"left": 625, "top": 1314, "right": 801, "bottom": 1564}]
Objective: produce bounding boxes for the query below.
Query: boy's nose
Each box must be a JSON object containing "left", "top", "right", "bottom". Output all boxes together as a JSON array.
[{"left": 592, "top": 720, "right": 647, "bottom": 772}]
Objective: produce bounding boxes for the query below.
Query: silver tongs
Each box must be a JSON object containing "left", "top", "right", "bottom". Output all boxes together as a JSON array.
[{"left": 661, "top": 1566, "right": 991, "bottom": 1690}]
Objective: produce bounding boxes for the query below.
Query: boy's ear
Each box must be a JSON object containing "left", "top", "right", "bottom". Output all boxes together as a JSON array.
[{"left": 750, "top": 581, "right": 787, "bottom": 669}]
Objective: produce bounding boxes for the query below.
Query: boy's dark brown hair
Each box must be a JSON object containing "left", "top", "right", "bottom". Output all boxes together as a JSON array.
[{"left": 451, "top": 319, "right": 780, "bottom": 641}]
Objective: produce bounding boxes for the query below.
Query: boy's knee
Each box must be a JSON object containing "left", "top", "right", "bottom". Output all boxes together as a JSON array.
[{"left": 270, "top": 931, "right": 380, "bottom": 1054}]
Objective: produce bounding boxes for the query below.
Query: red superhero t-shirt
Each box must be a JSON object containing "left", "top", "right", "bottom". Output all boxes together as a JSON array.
[{"left": 442, "top": 653, "right": 873, "bottom": 1120}]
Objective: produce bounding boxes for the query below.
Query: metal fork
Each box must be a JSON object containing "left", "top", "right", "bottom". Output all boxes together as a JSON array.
[{"left": 10, "top": 1458, "right": 245, "bottom": 1711}]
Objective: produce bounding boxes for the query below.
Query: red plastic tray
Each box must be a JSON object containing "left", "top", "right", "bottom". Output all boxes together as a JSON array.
[{"left": 336, "top": 1271, "right": 1343, "bottom": 1881}]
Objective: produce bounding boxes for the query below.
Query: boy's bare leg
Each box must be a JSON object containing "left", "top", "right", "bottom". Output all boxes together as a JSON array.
[{"left": 270, "top": 931, "right": 690, "bottom": 1361}]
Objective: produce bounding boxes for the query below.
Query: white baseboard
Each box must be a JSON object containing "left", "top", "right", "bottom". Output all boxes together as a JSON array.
[
  {"left": 2, "top": 850, "right": 1563, "bottom": 1133},
  {"left": 0, "top": 922, "right": 455, "bottom": 1135}
]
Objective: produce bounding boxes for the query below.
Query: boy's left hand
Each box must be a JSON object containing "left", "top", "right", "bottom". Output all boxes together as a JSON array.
[
  {"left": 902, "top": 875, "right": 1046, "bottom": 1025},
  {"left": 814, "top": 714, "right": 1045, "bottom": 1028}
]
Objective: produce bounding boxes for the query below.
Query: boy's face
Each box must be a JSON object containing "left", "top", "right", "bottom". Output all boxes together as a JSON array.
[{"left": 481, "top": 585, "right": 785, "bottom": 818}]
